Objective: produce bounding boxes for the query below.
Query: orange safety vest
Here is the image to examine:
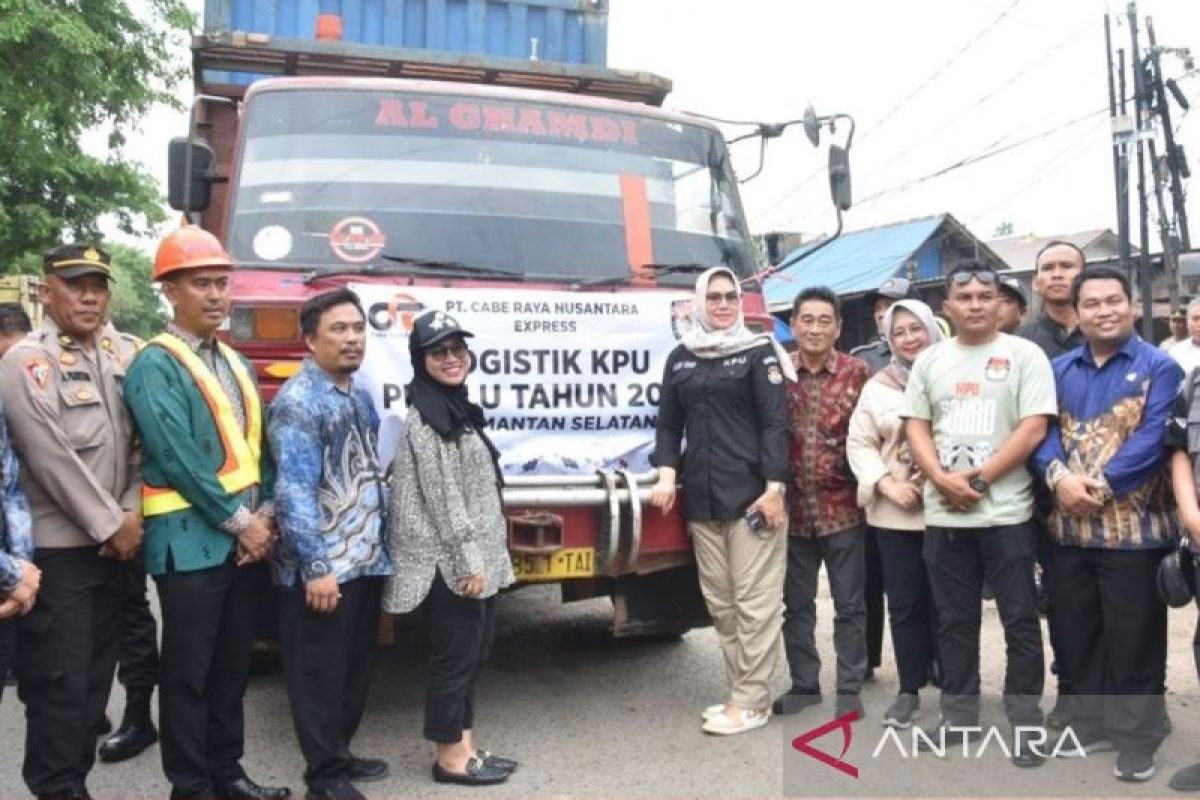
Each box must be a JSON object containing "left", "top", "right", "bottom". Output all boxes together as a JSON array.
[{"left": 141, "top": 334, "right": 263, "bottom": 517}]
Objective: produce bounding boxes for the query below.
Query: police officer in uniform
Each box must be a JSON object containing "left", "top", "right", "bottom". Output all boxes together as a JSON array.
[
  {"left": 0, "top": 243, "right": 143, "bottom": 800},
  {"left": 97, "top": 315, "right": 162, "bottom": 764},
  {"left": 850, "top": 276, "right": 913, "bottom": 374}
]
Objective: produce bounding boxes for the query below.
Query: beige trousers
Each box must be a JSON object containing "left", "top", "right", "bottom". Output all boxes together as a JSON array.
[{"left": 689, "top": 517, "right": 787, "bottom": 711}]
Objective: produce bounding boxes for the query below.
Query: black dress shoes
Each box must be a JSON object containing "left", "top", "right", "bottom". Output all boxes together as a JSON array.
[
  {"left": 304, "top": 783, "right": 365, "bottom": 800},
  {"left": 216, "top": 777, "right": 293, "bottom": 800},
  {"left": 477, "top": 750, "right": 519, "bottom": 772},
  {"left": 98, "top": 715, "right": 158, "bottom": 762},
  {"left": 347, "top": 757, "right": 388, "bottom": 783},
  {"left": 36, "top": 789, "right": 92, "bottom": 800},
  {"left": 432, "top": 757, "right": 510, "bottom": 786}
]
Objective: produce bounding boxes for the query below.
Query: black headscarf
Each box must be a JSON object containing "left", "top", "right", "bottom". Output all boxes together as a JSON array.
[{"left": 406, "top": 334, "right": 502, "bottom": 468}]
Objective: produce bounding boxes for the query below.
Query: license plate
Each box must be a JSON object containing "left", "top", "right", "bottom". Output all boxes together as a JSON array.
[{"left": 511, "top": 547, "right": 595, "bottom": 582}]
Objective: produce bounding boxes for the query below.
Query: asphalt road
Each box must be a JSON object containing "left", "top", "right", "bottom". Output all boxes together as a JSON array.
[{"left": 1, "top": 582, "right": 1198, "bottom": 799}]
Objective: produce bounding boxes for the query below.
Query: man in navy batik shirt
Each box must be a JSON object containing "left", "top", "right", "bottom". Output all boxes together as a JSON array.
[{"left": 269, "top": 289, "right": 391, "bottom": 800}]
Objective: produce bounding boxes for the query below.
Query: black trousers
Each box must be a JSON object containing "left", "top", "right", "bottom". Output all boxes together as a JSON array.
[
  {"left": 279, "top": 576, "right": 382, "bottom": 791},
  {"left": 1034, "top": 515, "right": 1071, "bottom": 694},
  {"left": 116, "top": 556, "right": 159, "bottom": 695},
  {"left": 155, "top": 559, "right": 261, "bottom": 795},
  {"left": 924, "top": 523, "right": 1044, "bottom": 727},
  {"left": 424, "top": 571, "right": 497, "bottom": 744},
  {"left": 17, "top": 547, "right": 124, "bottom": 795},
  {"left": 0, "top": 616, "right": 14, "bottom": 703},
  {"left": 1052, "top": 545, "right": 1166, "bottom": 756},
  {"left": 864, "top": 527, "right": 885, "bottom": 671},
  {"left": 877, "top": 529, "right": 939, "bottom": 695}
]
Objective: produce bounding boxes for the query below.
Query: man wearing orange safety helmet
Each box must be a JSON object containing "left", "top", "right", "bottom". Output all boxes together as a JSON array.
[{"left": 124, "top": 227, "right": 289, "bottom": 800}]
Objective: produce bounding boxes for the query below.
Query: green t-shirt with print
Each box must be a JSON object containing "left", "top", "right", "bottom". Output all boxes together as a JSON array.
[{"left": 902, "top": 333, "right": 1057, "bottom": 528}]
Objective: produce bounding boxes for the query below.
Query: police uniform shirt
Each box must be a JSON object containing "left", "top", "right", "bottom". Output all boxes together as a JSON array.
[{"left": 0, "top": 319, "right": 141, "bottom": 548}]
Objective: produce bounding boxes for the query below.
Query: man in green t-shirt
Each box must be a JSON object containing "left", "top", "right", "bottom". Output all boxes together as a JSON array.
[{"left": 901, "top": 262, "right": 1057, "bottom": 768}]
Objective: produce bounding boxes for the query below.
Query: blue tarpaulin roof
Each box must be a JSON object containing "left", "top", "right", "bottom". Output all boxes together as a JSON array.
[{"left": 763, "top": 216, "right": 945, "bottom": 310}]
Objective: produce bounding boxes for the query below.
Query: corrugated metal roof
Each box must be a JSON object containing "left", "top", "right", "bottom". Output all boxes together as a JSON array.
[{"left": 764, "top": 215, "right": 945, "bottom": 309}]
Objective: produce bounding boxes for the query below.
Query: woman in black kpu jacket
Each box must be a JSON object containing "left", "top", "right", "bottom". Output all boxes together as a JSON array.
[{"left": 650, "top": 266, "right": 793, "bottom": 736}]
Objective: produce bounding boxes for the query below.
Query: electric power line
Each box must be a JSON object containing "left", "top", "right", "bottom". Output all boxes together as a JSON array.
[
  {"left": 854, "top": 104, "right": 1112, "bottom": 206},
  {"left": 965, "top": 117, "right": 1108, "bottom": 224},
  {"left": 754, "top": 0, "right": 1030, "bottom": 225}
]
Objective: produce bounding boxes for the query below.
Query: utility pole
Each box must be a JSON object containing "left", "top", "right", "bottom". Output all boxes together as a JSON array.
[
  {"left": 1146, "top": 17, "right": 1192, "bottom": 252},
  {"left": 1105, "top": 13, "right": 1132, "bottom": 279},
  {"left": 1145, "top": 17, "right": 1180, "bottom": 308},
  {"left": 1128, "top": 2, "right": 1154, "bottom": 339}
]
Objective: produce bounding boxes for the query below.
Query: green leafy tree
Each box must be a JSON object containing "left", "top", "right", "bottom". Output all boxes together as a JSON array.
[
  {"left": 0, "top": 0, "right": 195, "bottom": 261},
  {"left": 106, "top": 244, "right": 166, "bottom": 339}
]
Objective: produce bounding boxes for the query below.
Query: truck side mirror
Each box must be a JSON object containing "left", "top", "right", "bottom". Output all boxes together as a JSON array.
[
  {"left": 167, "top": 137, "right": 215, "bottom": 212},
  {"left": 829, "top": 145, "right": 852, "bottom": 211}
]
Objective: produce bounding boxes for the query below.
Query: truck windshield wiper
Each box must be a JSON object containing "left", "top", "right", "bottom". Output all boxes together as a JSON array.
[
  {"left": 576, "top": 262, "right": 710, "bottom": 289},
  {"left": 303, "top": 256, "right": 523, "bottom": 285}
]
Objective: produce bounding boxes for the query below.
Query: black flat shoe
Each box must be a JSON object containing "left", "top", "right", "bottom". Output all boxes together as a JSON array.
[
  {"left": 477, "top": 750, "right": 519, "bottom": 772},
  {"left": 431, "top": 757, "right": 509, "bottom": 786},
  {"left": 347, "top": 757, "right": 388, "bottom": 783}
]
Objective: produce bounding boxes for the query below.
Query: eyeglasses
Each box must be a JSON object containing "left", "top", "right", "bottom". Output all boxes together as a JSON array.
[
  {"left": 947, "top": 268, "right": 998, "bottom": 286},
  {"left": 705, "top": 291, "right": 741, "bottom": 306},
  {"left": 427, "top": 342, "right": 469, "bottom": 362}
]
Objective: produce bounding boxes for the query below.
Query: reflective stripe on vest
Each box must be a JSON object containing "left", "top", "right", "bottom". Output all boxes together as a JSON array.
[{"left": 141, "top": 334, "right": 263, "bottom": 517}]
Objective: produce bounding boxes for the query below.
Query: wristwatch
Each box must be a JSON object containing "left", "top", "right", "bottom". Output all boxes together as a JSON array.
[
  {"left": 767, "top": 481, "right": 787, "bottom": 497},
  {"left": 968, "top": 476, "right": 990, "bottom": 494}
]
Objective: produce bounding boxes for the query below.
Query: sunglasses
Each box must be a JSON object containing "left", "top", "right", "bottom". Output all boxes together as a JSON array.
[
  {"left": 705, "top": 291, "right": 741, "bottom": 306},
  {"left": 427, "top": 342, "right": 469, "bottom": 362},
  {"left": 947, "top": 268, "right": 998, "bottom": 286}
]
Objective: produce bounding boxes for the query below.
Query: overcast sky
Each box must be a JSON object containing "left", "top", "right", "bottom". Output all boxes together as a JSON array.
[{"left": 120, "top": 0, "right": 1200, "bottom": 264}]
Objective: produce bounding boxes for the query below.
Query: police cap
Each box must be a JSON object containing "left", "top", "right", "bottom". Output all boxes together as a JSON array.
[{"left": 42, "top": 243, "right": 114, "bottom": 281}]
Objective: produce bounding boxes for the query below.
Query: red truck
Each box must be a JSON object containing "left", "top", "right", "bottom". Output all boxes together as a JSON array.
[{"left": 168, "top": 9, "right": 850, "bottom": 637}]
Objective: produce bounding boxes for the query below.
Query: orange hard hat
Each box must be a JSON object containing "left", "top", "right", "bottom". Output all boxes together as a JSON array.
[{"left": 153, "top": 225, "right": 234, "bottom": 280}]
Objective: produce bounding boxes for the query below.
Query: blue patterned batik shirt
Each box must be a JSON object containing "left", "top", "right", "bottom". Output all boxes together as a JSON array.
[
  {"left": 0, "top": 399, "right": 33, "bottom": 593},
  {"left": 269, "top": 359, "right": 391, "bottom": 587},
  {"left": 1032, "top": 334, "right": 1183, "bottom": 549}
]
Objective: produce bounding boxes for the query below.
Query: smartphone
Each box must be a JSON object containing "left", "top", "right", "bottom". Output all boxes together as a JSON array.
[{"left": 744, "top": 508, "right": 767, "bottom": 534}]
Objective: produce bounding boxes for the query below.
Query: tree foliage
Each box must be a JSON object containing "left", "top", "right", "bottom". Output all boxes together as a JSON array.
[
  {"left": 0, "top": 0, "right": 195, "bottom": 261},
  {"left": 106, "top": 244, "right": 166, "bottom": 340}
]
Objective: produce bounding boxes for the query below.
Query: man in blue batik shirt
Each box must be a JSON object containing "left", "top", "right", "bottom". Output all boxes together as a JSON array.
[
  {"left": 1031, "top": 267, "right": 1183, "bottom": 784},
  {"left": 268, "top": 289, "right": 392, "bottom": 800},
  {"left": 0, "top": 397, "right": 38, "bottom": 701}
]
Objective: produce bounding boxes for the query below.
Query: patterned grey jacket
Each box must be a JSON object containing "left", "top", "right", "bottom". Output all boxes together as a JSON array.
[{"left": 382, "top": 407, "right": 515, "bottom": 613}]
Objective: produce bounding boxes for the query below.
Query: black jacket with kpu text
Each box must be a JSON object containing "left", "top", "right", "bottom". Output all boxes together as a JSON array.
[{"left": 653, "top": 343, "right": 791, "bottom": 522}]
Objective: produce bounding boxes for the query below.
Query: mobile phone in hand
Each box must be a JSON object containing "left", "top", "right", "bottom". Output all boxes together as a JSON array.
[{"left": 744, "top": 508, "right": 767, "bottom": 534}]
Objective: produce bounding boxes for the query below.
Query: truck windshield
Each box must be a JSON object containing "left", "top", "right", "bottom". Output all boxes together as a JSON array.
[{"left": 228, "top": 88, "right": 755, "bottom": 282}]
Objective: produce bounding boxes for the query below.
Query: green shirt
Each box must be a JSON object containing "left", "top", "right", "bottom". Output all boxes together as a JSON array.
[
  {"left": 902, "top": 333, "right": 1056, "bottom": 528},
  {"left": 124, "top": 340, "right": 274, "bottom": 575}
]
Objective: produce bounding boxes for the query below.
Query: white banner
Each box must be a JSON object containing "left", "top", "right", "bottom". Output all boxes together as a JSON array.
[{"left": 350, "top": 284, "right": 693, "bottom": 475}]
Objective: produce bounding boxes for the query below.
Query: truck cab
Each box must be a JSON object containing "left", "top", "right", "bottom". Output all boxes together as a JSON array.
[{"left": 171, "top": 29, "right": 778, "bottom": 637}]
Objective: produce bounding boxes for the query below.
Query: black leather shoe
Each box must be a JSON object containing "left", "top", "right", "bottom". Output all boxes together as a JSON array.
[
  {"left": 1012, "top": 742, "right": 1046, "bottom": 769},
  {"left": 98, "top": 713, "right": 158, "bottom": 763},
  {"left": 477, "top": 750, "right": 519, "bottom": 772},
  {"left": 772, "top": 688, "right": 822, "bottom": 716},
  {"left": 36, "top": 789, "right": 92, "bottom": 800},
  {"left": 216, "top": 777, "right": 293, "bottom": 800},
  {"left": 347, "top": 757, "right": 388, "bottom": 783},
  {"left": 431, "top": 757, "right": 509, "bottom": 786},
  {"left": 304, "top": 783, "right": 364, "bottom": 800}
]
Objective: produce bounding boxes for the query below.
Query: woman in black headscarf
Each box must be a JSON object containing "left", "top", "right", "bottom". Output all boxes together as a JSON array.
[{"left": 382, "top": 309, "right": 516, "bottom": 786}]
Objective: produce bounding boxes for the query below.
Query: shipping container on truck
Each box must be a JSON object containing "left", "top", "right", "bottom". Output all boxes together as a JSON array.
[{"left": 171, "top": 0, "right": 850, "bottom": 637}]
